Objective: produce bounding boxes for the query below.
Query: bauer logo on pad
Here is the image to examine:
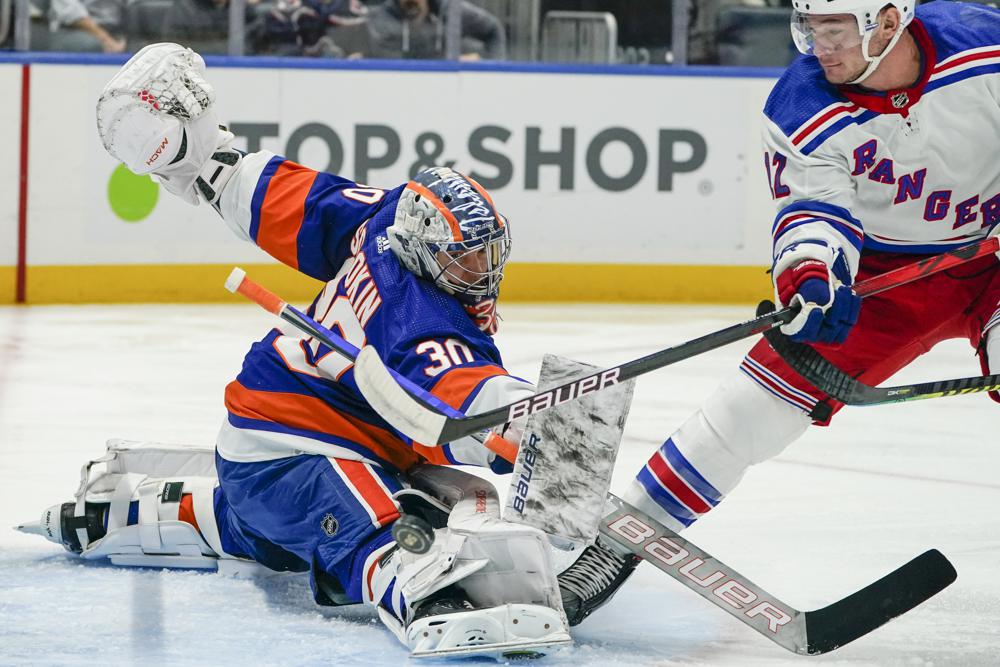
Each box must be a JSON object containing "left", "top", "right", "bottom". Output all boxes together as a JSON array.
[{"left": 160, "top": 482, "right": 184, "bottom": 503}]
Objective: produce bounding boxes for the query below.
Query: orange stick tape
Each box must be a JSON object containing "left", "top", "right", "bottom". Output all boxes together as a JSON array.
[
  {"left": 225, "top": 267, "right": 286, "bottom": 316},
  {"left": 482, "top": 432, "right": 518, "bottom": 464}
]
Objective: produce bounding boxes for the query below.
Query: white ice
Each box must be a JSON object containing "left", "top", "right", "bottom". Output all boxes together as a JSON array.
[{"left": 1, "top": 303, "right": 997, "bottom": 667}]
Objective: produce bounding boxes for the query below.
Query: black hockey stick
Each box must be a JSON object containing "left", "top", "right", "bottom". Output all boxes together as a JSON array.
[
  {"left": 758, "top": 300, "right": 1000, "bottom": 406},
  {"left": 599, "top": 495, "right": 956, "bottom": 655},
  {"left": 351, "top": 237, "right": 1000, "bottom": 445},
  {"left": 224, "top": 238, "right": 998, "bottom": 445}
]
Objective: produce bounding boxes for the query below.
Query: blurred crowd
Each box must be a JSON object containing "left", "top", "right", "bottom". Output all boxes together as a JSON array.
[{"left": 0, "top": 0, "right": 995, "bottom": 66}]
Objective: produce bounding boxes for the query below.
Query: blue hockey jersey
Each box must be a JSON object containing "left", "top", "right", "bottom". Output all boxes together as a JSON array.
[{"left": 214, "top": 151, "right": 531, "bottom": 472}]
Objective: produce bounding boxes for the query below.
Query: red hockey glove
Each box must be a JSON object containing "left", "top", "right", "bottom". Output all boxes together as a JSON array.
[{"left": 776, "top": 256, "right": 860, "bottom": 345}]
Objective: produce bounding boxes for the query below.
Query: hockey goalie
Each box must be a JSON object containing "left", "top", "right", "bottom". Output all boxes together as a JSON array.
[{"left": 15, "top": 43, "right": 642, "bottom": 661}]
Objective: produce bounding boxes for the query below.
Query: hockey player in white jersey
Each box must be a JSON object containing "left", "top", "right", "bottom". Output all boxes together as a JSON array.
[{"left": 620, "top": 0, "right": 1000, "bottom": 539}]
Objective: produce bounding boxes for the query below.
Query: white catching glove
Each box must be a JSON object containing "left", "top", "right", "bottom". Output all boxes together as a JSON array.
[{"left": 96, "top": 43, "right": 238, "bottom": 206}]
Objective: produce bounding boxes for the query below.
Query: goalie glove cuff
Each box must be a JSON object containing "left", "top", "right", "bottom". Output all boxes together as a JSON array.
[{"left": 194, "top": 129, "right": 243, "bottom": 209}]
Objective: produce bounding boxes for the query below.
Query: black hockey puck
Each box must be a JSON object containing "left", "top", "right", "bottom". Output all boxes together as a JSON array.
[{"left": 392, "top": 514, "right": 435, "bottom": 554}]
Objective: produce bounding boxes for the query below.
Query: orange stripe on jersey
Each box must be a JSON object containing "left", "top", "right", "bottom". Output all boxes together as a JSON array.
[
  {"left": 428, "top": 364, "right": 508, "bottom": 410},
  {"left": 410, "top": 364, "right": 509, "bottom": 457},
  {"left": 335, "top": 459, "right": 400, "bottom": 526},
  {"left": 224, "top": 380, "right": 422, "bottom": 472},
  {"left": 408, "top": 182, "right": 462, "bottom": 241},
  {"left": 257, "top": 161, "right": 319, "bottom": 270}
]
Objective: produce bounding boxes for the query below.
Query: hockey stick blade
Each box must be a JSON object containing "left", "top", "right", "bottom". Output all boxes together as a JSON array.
[
  {"left": 355, "top": 238, "right": 998, "bottom": 445},
  {"left": 599, "top": 495, "right": 957, "bottom": 656},
  {"left": 759, "top": 301, "right": 1000, "bottom": 406},
  {"left": 802, "top": 548, "right": 956, "bottom": 654}
]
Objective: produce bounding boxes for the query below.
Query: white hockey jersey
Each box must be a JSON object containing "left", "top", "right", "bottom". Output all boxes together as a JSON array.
[{"left": 762, "top": 2, "right": 1000, "bottom": 277}]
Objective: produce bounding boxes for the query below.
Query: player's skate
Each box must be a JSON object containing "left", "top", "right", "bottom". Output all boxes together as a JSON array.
[
  {"left": 369, "top": 466, "right": 572, "bottom": 660},
  {"left": 558, "top": 537, "right": 641, "bottom": 626}
]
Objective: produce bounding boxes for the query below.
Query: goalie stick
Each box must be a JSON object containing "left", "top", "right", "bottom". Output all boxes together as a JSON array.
[
  {"left": 758, "top": 300, "right": 1000, "bottom": 406},
  {"left": 225, "top": 237, "right": 999, "bottom": 445},
  {"left": 394, "top": 433, "right": 956, "bottom": 656}
]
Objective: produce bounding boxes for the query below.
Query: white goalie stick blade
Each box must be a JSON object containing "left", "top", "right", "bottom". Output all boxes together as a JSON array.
[{"left": 599, "top": 495, "right": 957, "bottom": 655}]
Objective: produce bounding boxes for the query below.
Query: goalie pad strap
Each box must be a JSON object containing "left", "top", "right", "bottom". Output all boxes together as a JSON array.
[
  {"left": 191, "top": 478, "right": 230, "bottom": 558},
  {"left": 138, "top": 479, "right": 163, "bottom": 551}
]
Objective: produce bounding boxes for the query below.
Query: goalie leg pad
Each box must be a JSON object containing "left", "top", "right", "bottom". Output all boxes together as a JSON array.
[
  {"left": 81, "top": 475, "right": 229, "bottom": 570},
  {"left": 382, "top": 466, "right": 565, "bottom": 615},
  {"left": 625, "top": 370, "right": 810, "bottom": 531},
  {"left": 15, "top": 439, "right": 270, "bottom": 573},
  {"left": 364, "top": 466, "right": 571, "bottom": 657}
]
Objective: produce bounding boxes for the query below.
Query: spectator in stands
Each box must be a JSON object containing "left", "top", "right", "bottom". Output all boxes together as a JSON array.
[
  {"left": 366, "top": 0, "right": 506, "bottom": 60},
  {"left": 163, "top": 0, "right": 233, "bottom": 54},
  {"left": 48, "top": 0, "right": 127, "bottom": 52},
  {"left": 252, "top": 0, "right": 368, "bottom": 57},
  {"left": 688, "top": 0, "right": 769, "bottom": 65}
]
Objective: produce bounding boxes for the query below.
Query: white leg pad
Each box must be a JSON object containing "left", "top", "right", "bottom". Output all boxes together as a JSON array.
[
  {"left": 369, "top": 466, "right": 571, "bottom": 658},
  {"left": 82, "top": 475, "right": 227, "bottom": 569},
  {"left": 402, "top": 466, "right": 565, "bottom": 613},
  {"left": 26, "top": 439, "right": 268, "bottom": 574}
]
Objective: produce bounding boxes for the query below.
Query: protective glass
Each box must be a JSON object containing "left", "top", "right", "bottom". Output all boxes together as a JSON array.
[{"left": 791, "top": 11, "right": 866, "bottom": 56}]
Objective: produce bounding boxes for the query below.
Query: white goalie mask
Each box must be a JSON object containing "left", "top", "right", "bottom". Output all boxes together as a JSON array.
[
  {"left": 790, "top": 0, "right": 915, "bottom": 84},
  {"left": 387, "top": 167, "right": 511, "bottom": 304}
]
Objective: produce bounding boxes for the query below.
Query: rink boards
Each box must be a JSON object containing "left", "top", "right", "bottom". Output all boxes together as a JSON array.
[{"left": 0, "top": 56, "right": 782, "bottom": 304}]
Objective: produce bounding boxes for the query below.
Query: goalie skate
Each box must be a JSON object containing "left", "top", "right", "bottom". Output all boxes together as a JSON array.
[
  {"left": 396, "top": 588, "right": 571, "bottom": 660},
  {"left": 557, "top": 537, "right": 641, "bottom": 626}
]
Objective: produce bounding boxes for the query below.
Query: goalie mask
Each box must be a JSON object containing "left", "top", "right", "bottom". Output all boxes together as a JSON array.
[
  {"left": 387, "top": 167, "right": 510, "bottom": 304},
  {"left": 790, "top": 0, "right": 914, "bottom": 85}
]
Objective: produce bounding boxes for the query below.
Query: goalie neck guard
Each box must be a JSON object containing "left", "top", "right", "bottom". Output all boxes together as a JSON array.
[{"left": 387, "top": 167, "right": 510, "bottom": 304}]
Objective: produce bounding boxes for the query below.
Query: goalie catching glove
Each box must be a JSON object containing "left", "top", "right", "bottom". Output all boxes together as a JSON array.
[
  {"left": 774, "top": 242, "right": 861, "bottom": 345},
  {"left": 96, "top": 43, "right": 241, "bottom": 207}
]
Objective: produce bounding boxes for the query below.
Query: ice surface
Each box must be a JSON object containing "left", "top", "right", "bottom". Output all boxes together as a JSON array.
[{"left": 1, "top": 303, "right": 997, "bottom": 666}]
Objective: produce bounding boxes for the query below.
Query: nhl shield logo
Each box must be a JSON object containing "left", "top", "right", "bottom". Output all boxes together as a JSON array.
[
  {"left": 891, "top": 92, "right": 909, "bottom": 109},
  {"left": 321, "top": 513, "right": 339, "bottom": 537}
]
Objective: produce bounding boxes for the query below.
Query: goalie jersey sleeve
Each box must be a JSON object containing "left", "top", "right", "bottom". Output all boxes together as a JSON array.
[
  {"left": 761, "top": 2, "right": 1000, "bottom": 278},
  {"left": 218, "top": 150, "right": 397, "bottom": 282},
  {"left": 216, "top": 152, "right": 531, "bottom": 472}
]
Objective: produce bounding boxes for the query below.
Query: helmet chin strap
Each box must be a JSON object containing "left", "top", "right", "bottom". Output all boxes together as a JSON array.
[{"left": 848, "top": 23, "right": 906, "bottom": 85}]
